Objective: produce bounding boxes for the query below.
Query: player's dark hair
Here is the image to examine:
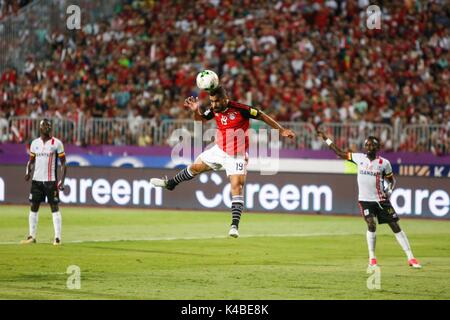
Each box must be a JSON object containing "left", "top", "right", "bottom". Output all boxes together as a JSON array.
[
  {"left": 209, "top": 86, "right": 228, "bottom": 99},
  {"left": 40, "top": 118, "right": 51, "bottom": 126},
  {"left": 366, "top": 136, "right": 380, "bottom": 147}
]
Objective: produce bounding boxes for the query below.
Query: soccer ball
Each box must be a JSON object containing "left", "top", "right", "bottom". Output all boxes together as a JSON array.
[{"left": 196, "top": 70, "right": 219, "bottom": 91}]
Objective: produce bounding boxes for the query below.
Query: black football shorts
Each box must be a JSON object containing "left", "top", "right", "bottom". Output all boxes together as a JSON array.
[
  {"left": 29, "top": 181, "right": 60, "bottom": 205},
  {"left": 358, "top": 201, "right": 399, "bottom": 224}
]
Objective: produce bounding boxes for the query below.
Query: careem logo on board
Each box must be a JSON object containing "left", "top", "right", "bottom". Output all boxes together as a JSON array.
[
  {"left": 195, "top": 173, "right": 333, "bottom": 212},
  {"left": 0, "top": 174, "right": 448, "bottom": 217}
]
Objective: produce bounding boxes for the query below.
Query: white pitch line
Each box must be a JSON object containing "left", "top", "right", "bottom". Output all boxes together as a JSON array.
[{"left": 0, "top": 232, "right": 357, "bottom": 245}]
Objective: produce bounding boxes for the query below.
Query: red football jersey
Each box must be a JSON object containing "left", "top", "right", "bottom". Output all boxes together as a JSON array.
[{"left": 202, "top": 101, "right": 260, "bottom": 156}]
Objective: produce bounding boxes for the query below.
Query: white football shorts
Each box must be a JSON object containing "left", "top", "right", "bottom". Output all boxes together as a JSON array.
[{"left": 197, "top": 144, "right": 248, "bottom": 176}]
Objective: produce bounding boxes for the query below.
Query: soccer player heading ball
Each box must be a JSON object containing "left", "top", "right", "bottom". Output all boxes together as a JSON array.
[
  {"left": 151, "top": 86, "right": 296, "bottom": 238},
  {"left": 317, "top": 130, "right": 421, "bottom": 268}
]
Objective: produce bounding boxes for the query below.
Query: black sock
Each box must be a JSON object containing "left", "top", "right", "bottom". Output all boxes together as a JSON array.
[
  {"left": 169, "top": 167, "right": 194, "bottom": 188},
  {"left": 231, "top": 195, "right": 244, "bottom": 228}
]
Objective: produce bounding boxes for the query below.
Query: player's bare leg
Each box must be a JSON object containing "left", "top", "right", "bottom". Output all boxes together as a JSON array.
[
  {"left": 228, "top": 174, "right": 246, "bottom": 238},
  {"left": 364, "top": 216, "right": 377, "bottom": 267},
  {"left": 388, "top": 221, "right": 421, "bottom": 268},
  {"left": 21, "top": 202, "right": 40, "bottom": 244},
  {"left": 51, "top": 204, "right": 62, "bottom": 246},
  {"left": 150, "top": 160, "right": 212, "bottom": 190}
]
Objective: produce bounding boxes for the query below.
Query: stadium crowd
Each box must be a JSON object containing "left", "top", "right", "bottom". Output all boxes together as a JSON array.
[
  {"left": 0, "top": 0, "right": 32, "bottom": 20},
  {"left": 0, "top": 0, "right": 449, "bottom": 152}
]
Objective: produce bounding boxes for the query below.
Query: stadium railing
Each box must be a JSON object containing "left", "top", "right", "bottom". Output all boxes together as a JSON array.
[
  {"left": 2, "top": 116, "right": 448, "bottom": 154},
  {"left": 158, "top": 119, "right": 317, "bottom": 150},
  {"left": 8, "top": 116, "right": 76, "bottom": 143},
  {"left": 159, "top": 119, "right": 216, "bottom": 146},
  {"left": 318, "top": 122, "right": 395, "bottom": 151},
  {"left": 401, "top": 124, "right": 449, "bottom": 154},
  {"left": 0, "top": 0, "right": 120, "bottom": 73},
  {"left": 82, "top": 117, "right": 159, "bottom": 146},
  {"left": 282, "top": 121, "right": 317, "bottom": 149},
  {"left": 0, "top": 116, "right": 8, "bottom": 142},
  {"left": 83, "top": 118, "right": 130, "bottom": 146},
  {"left": 249, "top": 121, "right": 317, "bottom": 150}
]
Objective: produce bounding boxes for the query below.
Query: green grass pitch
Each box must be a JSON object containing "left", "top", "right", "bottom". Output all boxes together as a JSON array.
[{"left": 0, "top": 205, "right": 449, "bottom": 300}]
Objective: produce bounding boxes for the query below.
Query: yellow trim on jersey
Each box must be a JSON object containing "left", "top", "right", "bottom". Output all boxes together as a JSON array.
[
  {"left": 385, "top": 172, "right": 393, "bottom": 178},
  {"left": 30, "top": 152, "right": 36, "bottom": 158},
  {"left": 58, "top": 152, "right": 65, "bottom": 158},
  {"left": 250, "top": 108, "right": 258, "bottom": 117}
]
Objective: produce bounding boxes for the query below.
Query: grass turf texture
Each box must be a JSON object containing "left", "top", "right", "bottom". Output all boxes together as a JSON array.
[{"left": 0, "top": 205, "right": 449, "bottom": 300}]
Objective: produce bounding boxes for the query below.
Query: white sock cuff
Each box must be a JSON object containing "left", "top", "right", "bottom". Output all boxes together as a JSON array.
[
  {"left": 186, "top": 167, "right": 194, "bottom": 177},
  {"left": 232, "top": 195, "right": 244, "bottom": 204}
]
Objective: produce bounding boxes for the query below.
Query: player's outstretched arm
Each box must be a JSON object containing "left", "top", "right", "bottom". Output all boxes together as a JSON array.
[
  {"left": 184, "top": 96, "right": 209, "bottom": 122},
  {"left": 257, "top": 111, "right": 296, "bottom": 139},
  {"left": 317, "top": 130, "right": 348, "bottom": 160}
]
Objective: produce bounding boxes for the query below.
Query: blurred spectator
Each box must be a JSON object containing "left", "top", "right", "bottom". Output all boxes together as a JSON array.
[
  {"left": 0, "top": 110, "right": 8, "bottom": 141},
  {"left": 0, "top": 0, "right": 32, "bottom": 20},
  {"left": 430, "top": 127, "right": 449, "bottom": 156}
]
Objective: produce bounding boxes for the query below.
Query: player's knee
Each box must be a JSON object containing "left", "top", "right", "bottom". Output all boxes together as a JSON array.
[
  {"left": 189, "top": 164, "right": 203, "bottom": 175},
  {"left": 31, "top": 203, "right": 40, "bottom": 212},
  {"left": 366, "top": 220, "right": 376, "bottom": 232},
  {"left": 390, "top": 222, "right": 401, "bottom": 233},
  {"left": 50, "top": 205, "right": 59, "bottom": 213},
  {"left": 187, "top": 165, "right": 198, "bottom": 175}
]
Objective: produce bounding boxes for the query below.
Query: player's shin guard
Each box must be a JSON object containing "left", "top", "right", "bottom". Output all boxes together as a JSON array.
[
  {"left": 29, "top": 211, "right": 38, "bottom": 238},
  {"left": 394, "top": 231, "right": 414, "bottom": 260},
  {"left": 169, "top": 167, "right": 194, "bottom": 188},
  {"left": 52, "top": 211, "right": 62, "bottom": 239},
  {"left": 231, "top": 195, "right": 244, "bottom": 228}
]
